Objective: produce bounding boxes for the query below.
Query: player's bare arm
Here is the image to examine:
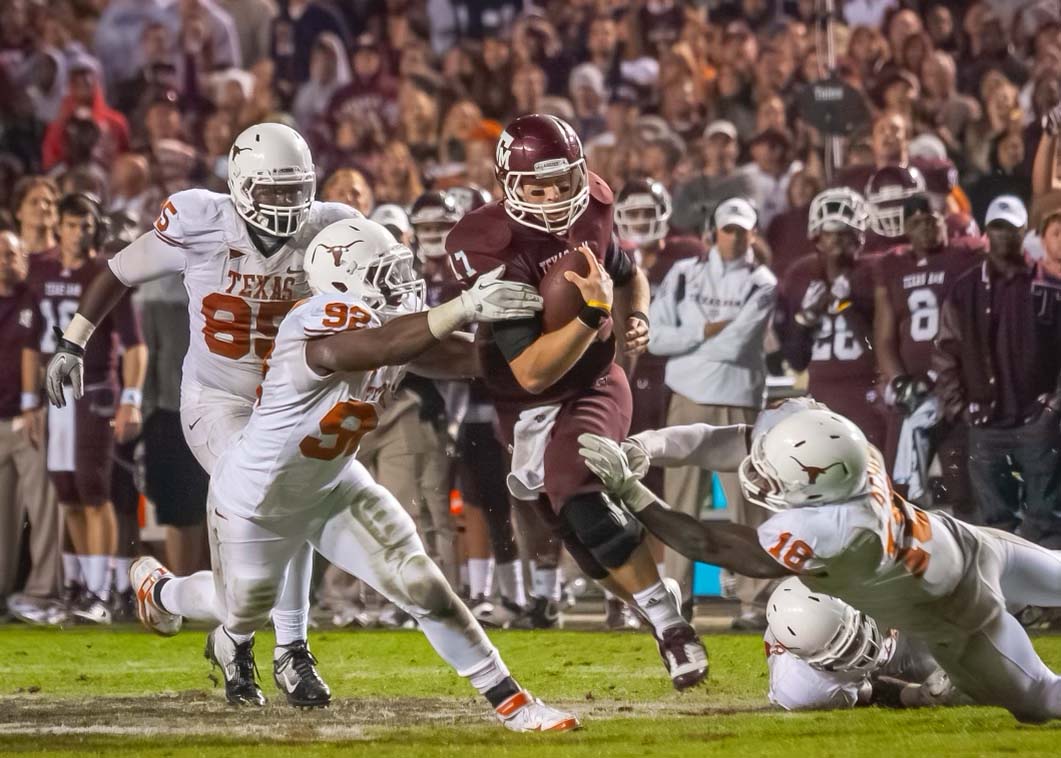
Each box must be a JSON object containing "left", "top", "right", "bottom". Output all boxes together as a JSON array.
[
  {"left": 20, "top": 347, "right": 43, "bottom": 448},
  {"left": 1032, "top": 101, "right": 1061, "bottom": 196},
  {"left": 307, "top": 265, "right": 541, "bottom": 375},
  {"left": 872, "top": 282, "right": 903, "bottom": 383},
  {"left": 408, "top": 335, "right": 482, "bottom": 380},
  {"left": 612, "top": 264, "right": 650, "bottom": 357},
  {"left": 508, "top": 245, "right": 611, "bottom": 394},
  {"left": 578, "top": 433, "right": 788, "bottom": 579},
  {"left": 114, "top": 344, "right": 147, "bottom": 443}
]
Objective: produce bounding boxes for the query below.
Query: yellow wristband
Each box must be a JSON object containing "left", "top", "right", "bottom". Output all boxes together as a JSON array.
[{"left": 585, "top": 299, "right": 612, "bottom": 313}]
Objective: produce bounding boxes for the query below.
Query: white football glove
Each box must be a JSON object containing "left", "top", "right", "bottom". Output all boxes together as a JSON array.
[
  {"left": 45, "top": 329, "right": 85, "bottom": 408},
  {"left": 427, "top": 265, "right": 542, "bottom": 338},
  {"left": 830, "top": 273, "right": 851, "bottom": 303},
  {"left": 795, "top": 279, "right": 829, "bottom": 326},
  {"left": 578, "top": 433, "right": 657, "bottom": 511},
  {"left": 459, "top": 265, "right": 542, "bottom": 323},
  {"left": 800, "top": 279, "right": 828, "bottom": 311},
  {"left": 620, "top": 437, "right": 651, "bottom": 479}
]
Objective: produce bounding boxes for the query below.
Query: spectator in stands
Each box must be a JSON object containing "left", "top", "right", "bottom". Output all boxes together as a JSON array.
[
  {"left": 0, "top": 231, "right": 61, "bottom": 624},
  {"left": 671, "top": 120, "right": 754, "bottom": 234},
  {"left": 934, "top": 196, "right": 1061, "bottom": 543},
  {"left": 648, "top": 197, "right": 777, "bottom": 627},
  {"left": 919, "top": 51, "right": 980, "bottom": 159},
  {"left": 11, "top": 177, "right": 58, "bottom": 256},
  {"left": 291, "top": 33, "right": 350, "bottom": 133},
  {"left": 320, "top": 168, "right": 374, "bottom": 216},
  {"left": 219, "top": 0, "right": 276, "bottom": 69},
  {"left": 740, "top": 128, "right": 799, "bottom": 230},
  {"left": 113, "top": 21, "right": 178, "bottom": 117},
  {"left": 967, "top": 131, "right": 1031, "bottom": 225}
]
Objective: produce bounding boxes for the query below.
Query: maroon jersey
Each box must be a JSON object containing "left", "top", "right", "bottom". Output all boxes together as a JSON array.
[
  {"left": 445, "top": 173, "right": 631, "bottom": 409},
  {"left": 876, "top": 240, "right": 984, "bottom": 375},
  {"left": 0, "top": 284, "right": 41, "bottom": 419},
  {"left": 26, "top": 254, "right": 143, "bottom": 386}
]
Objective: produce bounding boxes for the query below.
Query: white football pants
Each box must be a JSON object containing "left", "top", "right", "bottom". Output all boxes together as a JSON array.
[
  {"left": 167, "top": 383, "right": 313, "bottom": 631},
  {"left": 203, "top": 459, "right": 502, "bottom": 678},
  {"left": 931, "top": 527, "right": 1061, "bottom": 723}
]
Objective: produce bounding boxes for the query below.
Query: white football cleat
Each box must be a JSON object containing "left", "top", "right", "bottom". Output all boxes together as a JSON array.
[
  {"left": 130, "top": 556, "right": 182, "bottom": 636},
  {"left": 494, "top": 690, "right": 580, "bottom": 732}
]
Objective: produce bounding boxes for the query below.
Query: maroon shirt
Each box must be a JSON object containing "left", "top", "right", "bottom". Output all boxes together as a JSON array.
[
  {"left": 446, "top": 173, "right": 631, "bottom": 409},
  {"left": 26, "top": 254, "right": 143, "bottom": 387},
  {"left": 0, "top": 284, "right": 40, "bottom": 419},
  {"left": 876, "top": 240, "right": 983, "bottom": 376},
  {"left": 764, "top": 204, "right": 815, "bottom": 277}
]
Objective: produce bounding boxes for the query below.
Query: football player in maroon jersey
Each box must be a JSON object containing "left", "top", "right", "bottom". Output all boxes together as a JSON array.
[
  {"left": 873, "top": 194, "right": 983, "bottom": 514},
  {"left": 23, "top": 193, "right": 145, "bottom": 624},
  {"left": 446, "top": 115, "right": 708, "bottom": 690},
  {"left": 776, "top": 188, "right": 887, "bottom": 448}
]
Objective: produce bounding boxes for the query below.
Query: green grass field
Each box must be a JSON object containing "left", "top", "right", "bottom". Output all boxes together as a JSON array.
[{"left": 1, "top": 625, "right": 1059, "bottom": 757}]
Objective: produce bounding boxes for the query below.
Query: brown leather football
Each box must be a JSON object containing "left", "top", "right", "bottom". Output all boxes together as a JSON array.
[{"left": 539, "top": 248, "right": 612, "bottom": 339}]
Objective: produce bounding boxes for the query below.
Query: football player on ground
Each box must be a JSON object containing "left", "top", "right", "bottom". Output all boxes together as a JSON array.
[
  {"left": 872, "top": 193, "right": 983, "bottom": 511},
  {"left": 43, "top": 123, "right": 358, "bottom": 707},
  {"left": 446, "top": 114, "right": 708, "bottom": 690},
  {"left": 776, "top": 188, "right": 887, "bottom": 448},
  {"left": 23, "top": 193, "right": 146, "bottom": 624},
  {"left": 764, "top": 577, "right": 958, "bottom": 711},
  {"left": 577, "top": 401, "right": 1061, "bottom": 723},
  {"left": 130, "top": 218, "right": 577, "bottom": 731}
]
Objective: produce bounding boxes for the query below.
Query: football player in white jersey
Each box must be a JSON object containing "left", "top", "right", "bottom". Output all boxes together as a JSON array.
[
  {"left": 44, "top": 123, "right": 360, "bottom": 706},
  {"left": 577, "top": 402, "right": 1061, "bottom": 723},
  {"left": 764, "top": 577, "right": 956, "bottom": 711},
  {"left": 127, "top": 218, "right": 578, "bottom": 731}
]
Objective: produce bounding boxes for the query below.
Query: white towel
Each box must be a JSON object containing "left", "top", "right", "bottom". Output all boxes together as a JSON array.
[
  {"left": 892, "top": 397, "right": 941, "bottom": 501},
  {"left": 46, "top": 400, "right": 76, "bottom": 473},
  {"left": 506, "top": 405, "right": 562, "bottom": 501}
]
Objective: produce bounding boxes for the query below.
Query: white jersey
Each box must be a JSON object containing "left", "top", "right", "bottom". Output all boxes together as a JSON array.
[
  {"left": 756, "top": 446, "right": 999, "bottom": 647},
  {"left": 108, "top": 189, "right": 360, "bottom": 403},
  {"left": 210, "top": 293, "right": 405, "bottom": 522}
]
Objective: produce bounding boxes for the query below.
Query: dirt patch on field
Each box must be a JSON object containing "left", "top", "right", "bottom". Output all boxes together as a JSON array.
[{"left": 0, "top": 692, "right": 770, "bottom": 740}]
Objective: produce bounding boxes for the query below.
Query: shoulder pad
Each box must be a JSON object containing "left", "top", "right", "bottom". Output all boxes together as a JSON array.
[
  {"left": 296, "top": 293, "right": 382, "bottom": 338},
  {"left": 588, "top": 172, "right": 614, "bottom": 205},
  {"left": 152, "top": 189, "right": 227, "bottom": 248},
  {"left": 445, "top": 203, "right": 512, "bottom": 255}
]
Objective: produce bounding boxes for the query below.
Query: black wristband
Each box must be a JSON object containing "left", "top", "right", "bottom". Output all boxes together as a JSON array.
[
  {"left": 629, "top": 310, "right": 650, "bottom": 327},
  {"left": 52, "top": 326, "right": 85, "bottom": 357},
  {"left": 577, "top": 304, "right": 609, "bottom": 330}
]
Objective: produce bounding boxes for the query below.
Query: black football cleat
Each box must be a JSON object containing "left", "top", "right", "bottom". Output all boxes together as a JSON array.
[
  {"left": 273, "top": 640, "right": 331, "bottom": 708},
  {"left": 205, "top": 627, "right": 266, "bottom": 706}
]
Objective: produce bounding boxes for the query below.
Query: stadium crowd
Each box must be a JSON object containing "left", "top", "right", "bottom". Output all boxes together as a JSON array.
[{"left": 1, "top": 0, "right": 1061, "bottom": 635}]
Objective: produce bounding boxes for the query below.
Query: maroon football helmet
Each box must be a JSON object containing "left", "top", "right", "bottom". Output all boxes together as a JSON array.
[
  {"left": 410, "top": 191, "right": 462, "bottom": 259},
  {"left": 495, "top": 113, "right": 590, "bottom": 234},
  {"left": 865, "top": 164, "right": 926, "bottom": 238},
  {"left": 447, "top": 184, "right": 492, "bottom": 215}
]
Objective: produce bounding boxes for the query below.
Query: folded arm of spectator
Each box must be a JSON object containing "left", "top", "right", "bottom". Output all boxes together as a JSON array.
[
  {"left": 930, "top": 298, "right": 966, "bottom": 422},
  {"left": 695, "top": 282, "right": 777, "bottom": 363}
]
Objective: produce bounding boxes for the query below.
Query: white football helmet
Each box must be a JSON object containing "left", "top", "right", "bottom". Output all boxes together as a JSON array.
[
  {"left": 739, "top": 408, "right": 870, "bottom": 511},
  {"left": 807, "top": 188, "right": 870, "bottom": 238},
  {"left": 227, "top": 123, "right": 316, "bottom": 237},
  {"left": 304, "top": 219, "right": 425, "bottom": 316},
  {"left": 767, "top": 577, "right": 886, "bottom": 673}
]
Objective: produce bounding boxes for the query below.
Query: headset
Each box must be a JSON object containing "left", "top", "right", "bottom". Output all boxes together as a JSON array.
[{"left": 57, "top": 192, "right": 108, "bottom": 252}]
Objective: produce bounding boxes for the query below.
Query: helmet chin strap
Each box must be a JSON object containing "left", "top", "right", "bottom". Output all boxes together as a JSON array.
[{"left": 245, "top": 222, "right": 291, "bottom": 257}]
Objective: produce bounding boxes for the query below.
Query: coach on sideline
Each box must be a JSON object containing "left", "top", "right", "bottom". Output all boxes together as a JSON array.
[{"left": 647, "top": 197, "right": 777, "bottom": 628}]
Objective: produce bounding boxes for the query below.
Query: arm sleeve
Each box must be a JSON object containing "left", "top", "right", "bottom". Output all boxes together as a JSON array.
[
  {"left": 630, "top": 423, "right": 751, "bottom": 472},
  {"left": 603, "top": 236, "right": 634, "bottom": 287},
  {"left": 492, "top": 316, "right": 543, "bottom": 362},
  {"left": 697, "top": 276, "right": 777, "bottom": 363},
  {"left": 647, "top": 263, "right": 705, "bottom": 356}
]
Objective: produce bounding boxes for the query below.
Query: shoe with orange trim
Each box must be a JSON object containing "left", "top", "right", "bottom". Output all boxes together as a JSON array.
[
  {"left": 130, "top": 556, "right": 182, "bottom": 636},
  {"left": 494, "top": 690, "right": 580, "bottom": 732}
]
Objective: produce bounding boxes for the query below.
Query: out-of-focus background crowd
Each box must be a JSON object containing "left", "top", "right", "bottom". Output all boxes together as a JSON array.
[{"left": 2, "top": 0, "right": 1061, "bottom": 632}]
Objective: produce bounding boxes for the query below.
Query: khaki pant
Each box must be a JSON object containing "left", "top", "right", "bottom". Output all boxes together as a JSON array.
[
  {"left": 662, "top": 393, "right": 771, "bottom": 615},
  {"left": 357, "top": 393, "right": 456, "bottom": 585},
  {"left": 0, "top": 417, "right": 60, "bottom": 599}
]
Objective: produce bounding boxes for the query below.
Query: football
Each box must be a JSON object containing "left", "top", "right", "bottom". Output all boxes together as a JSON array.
[{"left": 539, "top": 247, "right": 612, "bottom": 339}]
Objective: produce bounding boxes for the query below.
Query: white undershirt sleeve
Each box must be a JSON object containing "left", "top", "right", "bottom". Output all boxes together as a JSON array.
[
  {"left": 108, "top": 231, "right": 187, "bottom": 286},
  {"left": 630, "top": 423, "right": 751, "bottom": 472}
]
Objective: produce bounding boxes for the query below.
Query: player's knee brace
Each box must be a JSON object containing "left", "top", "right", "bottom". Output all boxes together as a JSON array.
[
  {"left": 560, "top": 492, "right": 644, "bottom": 569},
  {"left": 397, "top": 552, "right": 460, "bottom": 618}
]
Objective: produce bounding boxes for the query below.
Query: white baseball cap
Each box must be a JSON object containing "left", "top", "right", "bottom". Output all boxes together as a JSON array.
[
  {"left": 704, "top": 119, "right": 737, "bottom": 142},
  {"left": 714, "top": 197, "right": 758, "bottom": 231},
  {"left": 984, "top": 195, "right": 1028, "bottom": 229},
  {"left": 370, "top": 204, "right": 412, "bottom": 235}
]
